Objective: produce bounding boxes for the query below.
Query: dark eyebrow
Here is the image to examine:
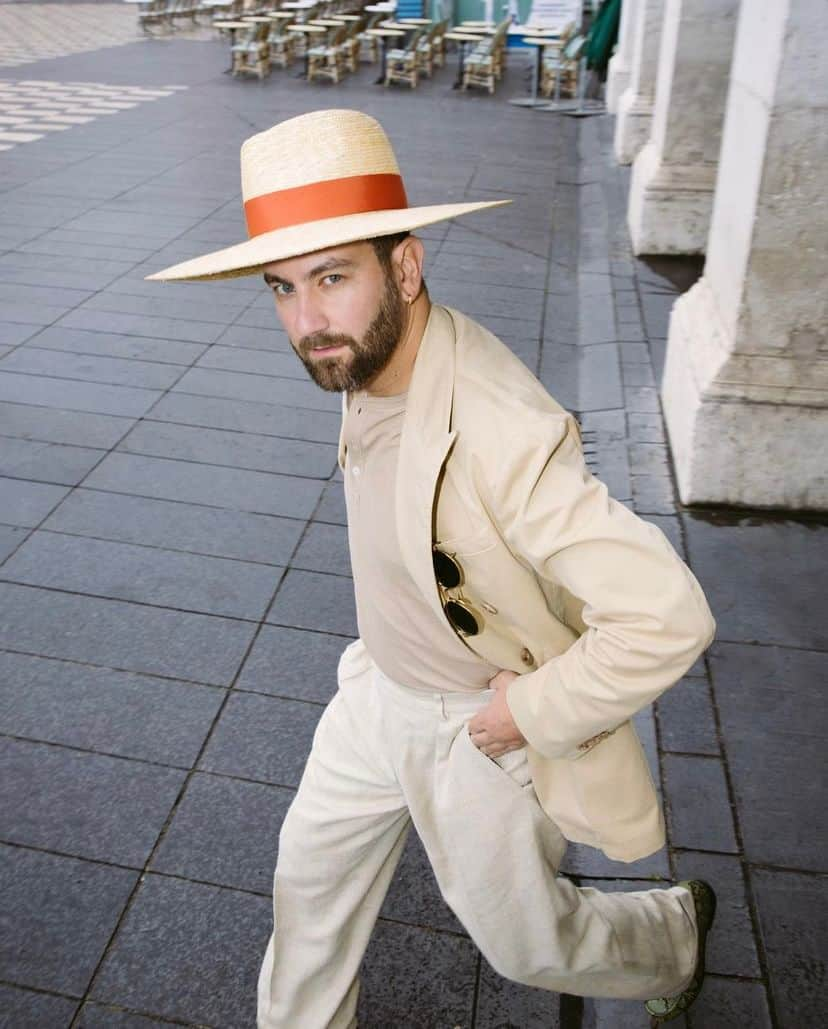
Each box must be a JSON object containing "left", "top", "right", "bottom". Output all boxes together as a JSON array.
[{"left": 263, "top": 256, "right": 356, "bottom": 288}]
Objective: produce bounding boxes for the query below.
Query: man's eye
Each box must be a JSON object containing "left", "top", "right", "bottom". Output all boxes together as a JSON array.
[
  {"left": 324, "top": 273, "right": 343, "bottom": 285},
  {"left": 273, "top": 283, "right": 293, "bottom": 297}
]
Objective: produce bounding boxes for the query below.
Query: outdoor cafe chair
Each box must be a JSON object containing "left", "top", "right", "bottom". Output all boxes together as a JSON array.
[
  {"left": 385, "top": 26, "right": 425, "bottom": 88},
  {"left": 462, "top": 32, "right": 497, "bottom": 93},
  {"left": 307, "top": 23, "right": 348, "bottom": 82},
  {"left": 267, "top": 15, "right": 295, "bottom": 67},
  {"left": 430, "top": 18, "right": 448, "bottom": 68},
  {"left": 415, "top": 21, "right": 440, "bottom": 78},
  {"left": 357, "top": 12, "right": 383, "bottom": 62},
  {"left": 540, "top": 31, "right": 585, "bottom": 99},
  {"left": 231, "top": 20, "right": 271, "bottom": 77}
]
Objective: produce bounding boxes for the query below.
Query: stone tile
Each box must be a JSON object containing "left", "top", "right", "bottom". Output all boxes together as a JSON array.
[
  {"left": 382, "top": 831, "right": 463, "bottom": 935},
  {"left": 710, "top": 642, "right": 826, "bottom": 869},
  {"left": 357, "top": 919, "right": 477, "bottom": 1029},
  {"left": 561, "top": 841, "right": 671, "bottom": 881},
  {"left": 632, "top": 474, "right": 676, "bottom": 515},
  {"left": 75, "top": 1003, "right": 176, "bottom": 1028},
  {"left": 0, "top": 476, "right": 69, "bottom": 527},
  {"left": 0, "top": 984, "right": 78, "bottom": 1028},
  {"left": 0, "top": 401, "right": 132, "bottom": 449},
  {"left": 682, "top": 515, "right": 827, "bottom": 650},
  {"left": 0, "top": 371, "right": 160, "bottom": 417},
  {"left": 0, "top": 523, "right": 29, "bottom": 563},
  {"left": 475, "top": 959, "right": 561, "bottom": 1028},
  {"left": 267, "top": 569, "right": 358, "bottom": 637},
  {"left": 538, "top": 342, "right": 579, "bottom": 412},
  {"left": 628, "top": 412, "right": 666, "bottom": 444},
  {"left": 578, "top": 294, "right": 616, "bottom": 346},
  {"left": 118, "top": 421, "right": 337, "bottom": 480},
  {"left": 236, "top": 625, "right": 344, "bottom": 704},
  {"left": 0, "top": 737, "right": 184, "bottom": 866},
  {"left": 0, "top": 321, "right": 41, "bottom": 347},
  {"left": 172, "top": 366, "right": 339, "bottom": 413},
  {"left": 0, "top": 583, "right": 254, "bottom": 687},
  {"left": 151, "top": 772, "right": 293, "bottom": 895},
  {"left": 640, "top": 291, "right": 677, "bottom": 339},
  {"left": 3, "top": 532, "right": 282, "bottom": 620},
  {"left": 628, "top": 443, "right": 670, "bottom": 477},
  {"left": 656, "top": 677, "right": 719, "bottom": 756},
  {"left": 25, "top": 325, "right": 207, "bottom": 365},
  {"left": 293, "top": 521, "right": 351, "bottom": 577},
  {"left": 0, "top": 651, "right": 223, "bottom": 767},
  {"left": 619, "top": 341, "right": 650, "bottom": 363},
  {"left": 83, "top": 453, "right": 323, "bottom": 520},
  {"left": 147, "top": 392, "right": 341, "bottom": 445},
  {"left": 92, "top": 875, "right": 269, "bottom": 1029},
  {"left": 0, "top": 844, "right": 137, "bottom": 996},
  {"left": 752, "top": 868, "right": 825, "bottom": 1029},
  {"left": 59, "top": 309, "right": 225, "bottom": 345},
  {"left": 199, "top": 692, "right": 323, "bottom": 789},
  {"left": 82, "top": 291, "right": 245, "bottom": 326},
  {"left": 213, "top": 322, "right": 292, "bottom": 352},
  {"left": 673, "top": 852, "right": 761, "bottom": 979},
  {"left": 0, "top": 347, "right": 182, "bottom": 390},
  {"left": 662, "top": 754, "right": 738, "bottom": 853},
  {"left": 44, "top": 489, "right": 303, "bottom": 566},
  {"left": 195, "top": 344, "right": 305, "bottom": 379},
  {"left": 688, "top": 977, "right": 772, "bottom": 1028},
  {"left": 621, "top": 362, "right": 656, "bottom": 387},
  {"left": 0, "top": 436, "right": 103, "bottom": 485},
  {"left": 578, "top": 343, "right": 623, "bottom": 412},
  {"left": 624, "top": 386, "right": 661, "bottom": 414}
]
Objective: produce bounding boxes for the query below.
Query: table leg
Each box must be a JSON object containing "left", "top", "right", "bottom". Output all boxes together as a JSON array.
[
  {"left": 452, "top": 41, "right": 466, "bottom": 89},
  {"left": 224, "top": 28, "right": 236, "bottom": 74},
  {"left": 374, "top": 38, "right": 388, "bottom": 84},
  {"left": 531, "top": 44, "right": 540, "bottom": 103}
]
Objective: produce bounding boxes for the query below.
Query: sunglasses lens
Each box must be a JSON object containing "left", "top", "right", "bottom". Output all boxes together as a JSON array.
[
  {"left": 445, "top": 600, "right": 480, "bottom": 637},
  {"left": 433, "top": 549, "right": 462, "bottom": 589}
]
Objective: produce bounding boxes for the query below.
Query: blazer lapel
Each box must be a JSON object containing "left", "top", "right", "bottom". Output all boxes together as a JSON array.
[{"left": 396, "top": 305, "right": 457, "bottom": 624}]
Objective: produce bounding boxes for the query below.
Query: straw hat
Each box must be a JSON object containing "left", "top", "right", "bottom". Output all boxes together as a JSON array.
[{"left": 147, "top": 109, "right": 510, "bottom": 282}]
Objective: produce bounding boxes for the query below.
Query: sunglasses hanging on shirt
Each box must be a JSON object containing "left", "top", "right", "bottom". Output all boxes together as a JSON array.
[{"left": 432, "top": 548, "right": 484, "bottom": 638}]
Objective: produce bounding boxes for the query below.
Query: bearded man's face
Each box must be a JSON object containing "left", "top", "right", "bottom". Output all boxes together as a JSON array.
[{"left": 264, "top": 241, "right": 407, "bottom": 393}]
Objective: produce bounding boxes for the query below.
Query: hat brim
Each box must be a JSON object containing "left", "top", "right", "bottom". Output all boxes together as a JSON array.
[{"left": 146, "top": 200, "right": 511, "bottom": 282}]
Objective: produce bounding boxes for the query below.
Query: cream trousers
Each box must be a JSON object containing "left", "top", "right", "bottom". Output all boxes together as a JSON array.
[{"left": 257, "top": 653, "right": 697, "bottom": 1029}]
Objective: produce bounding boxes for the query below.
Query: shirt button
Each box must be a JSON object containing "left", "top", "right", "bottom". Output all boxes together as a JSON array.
[
  {"left": 520, "top": 647, "right": 535, "bottom": 667},
  {"left": 352, "top": 465, "right": 361, "bottom": 477}
]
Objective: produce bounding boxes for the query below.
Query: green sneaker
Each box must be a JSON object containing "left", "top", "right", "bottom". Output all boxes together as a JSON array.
[{"left": 644, "top": 880, "right": 717, "bottom": 1025}]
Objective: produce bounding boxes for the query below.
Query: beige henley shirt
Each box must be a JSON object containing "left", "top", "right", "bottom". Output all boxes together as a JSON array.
[{"left": 343, "top": 388, "right": 497, "bottom": 693}]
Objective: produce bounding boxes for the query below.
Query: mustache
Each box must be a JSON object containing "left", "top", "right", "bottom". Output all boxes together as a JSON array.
[{"left": 299, "top": 333, "right": 355, "bottom": 356}]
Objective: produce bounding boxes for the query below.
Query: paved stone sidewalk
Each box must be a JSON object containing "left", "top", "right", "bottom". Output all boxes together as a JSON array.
[{"left": 0, "top": 22, "right": 825, "bottom": 1029}]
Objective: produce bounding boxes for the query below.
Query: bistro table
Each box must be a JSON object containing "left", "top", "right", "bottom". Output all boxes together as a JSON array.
[
  {"left": 443, "top": 30, "right": 483, "bottom": 90},
  {"left": 213, "top": 20, "right": 252, "bottom": 72},
  {"left": 288, "top": 22, "right": 327, "bottom": 76},
  {"left": 366, "top": 26, "right": 405, "bottom": 84},
  {"left": 509, "top": 34, "right": 561, "bottom": 107},
  {"left": 397, "top": 17, "right": 432, "bottom": 24}
]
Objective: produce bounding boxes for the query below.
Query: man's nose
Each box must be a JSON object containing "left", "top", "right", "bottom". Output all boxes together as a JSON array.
[{"left": 294, "top": 294, "right": 329, "bottom": 338}]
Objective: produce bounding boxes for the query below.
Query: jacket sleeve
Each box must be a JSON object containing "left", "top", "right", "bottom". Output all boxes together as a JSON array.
[{"left": 494, "top": 413, "right": 716, "bottom": 760}]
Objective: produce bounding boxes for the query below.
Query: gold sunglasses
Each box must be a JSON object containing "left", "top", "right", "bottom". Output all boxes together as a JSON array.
[{"left": 432, "top": 548, "right": 484, "bottom": 637}]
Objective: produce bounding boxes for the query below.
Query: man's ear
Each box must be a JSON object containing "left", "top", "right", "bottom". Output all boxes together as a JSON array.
[{"left": 394, "top": 235, "right": 425, "bottom": 302}]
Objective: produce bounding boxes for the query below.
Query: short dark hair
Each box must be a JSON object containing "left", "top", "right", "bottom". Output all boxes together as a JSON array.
[{"left": 368, "top": 232, "right": 410, "bottom": 272}]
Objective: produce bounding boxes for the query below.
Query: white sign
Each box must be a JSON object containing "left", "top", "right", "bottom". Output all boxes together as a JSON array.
[{"left": 525, "top": 0, "right": 580, "bottom": 30}]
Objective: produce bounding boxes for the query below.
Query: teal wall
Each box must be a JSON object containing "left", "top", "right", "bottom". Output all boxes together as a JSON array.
[{"left": 428, "top": 0, "right": 534, "bottom": 27}]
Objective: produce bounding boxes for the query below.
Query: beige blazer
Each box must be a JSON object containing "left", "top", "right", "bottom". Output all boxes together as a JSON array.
[{"left": 338, "top": 305, "right": 716, "bottom": 862}]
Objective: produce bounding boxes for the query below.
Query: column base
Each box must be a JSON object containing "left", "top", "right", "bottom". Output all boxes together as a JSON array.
[
  {"left": 662, "top": 282, "right": 828, "bottom": 510},
  {"left": 614, "top": 87, "right": 653, "bottom": 165},
  {"left": 628, "top": 142, "right": 717, "bottom": 254},
  {"left": 605, "top": 56, "right": 630, "bottom": 114}
]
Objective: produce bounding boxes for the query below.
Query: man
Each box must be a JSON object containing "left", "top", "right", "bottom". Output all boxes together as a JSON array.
[{"left": 150, "top": 109, "right": 717, "bottom": 1028}]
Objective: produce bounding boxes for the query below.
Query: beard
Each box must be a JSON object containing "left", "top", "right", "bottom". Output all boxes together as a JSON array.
[{"left": 295, "top": 275, "right": 407, "bottom": 393}]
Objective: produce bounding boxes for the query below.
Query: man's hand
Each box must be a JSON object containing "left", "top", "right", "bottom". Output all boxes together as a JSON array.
[{"left": 468, "top": 669, "right": 527, "bottom": 758}]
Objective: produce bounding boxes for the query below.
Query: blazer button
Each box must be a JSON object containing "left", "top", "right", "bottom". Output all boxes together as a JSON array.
[{"left": 520, "top": 647, "right": 535, "bottom": 667}]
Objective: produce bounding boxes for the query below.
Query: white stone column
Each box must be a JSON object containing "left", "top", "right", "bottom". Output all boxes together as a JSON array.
[
  {"left": 613, "top": 0, "right": 665, "bottom": 164},
  {"left": 662, "top": 0, "right": 828, "bottom": 510},
  {"left": 606, "top": 0, "right": 640, "bottom": 113},
  {"left": 627, "top": 0, "right": 739, "bottom": 254}
]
